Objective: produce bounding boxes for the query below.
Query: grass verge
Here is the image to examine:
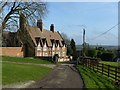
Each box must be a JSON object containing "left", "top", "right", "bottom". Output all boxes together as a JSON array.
[
  {"left": 2, "top": 62, "right": 53, "bottom": 85},
  {"left": 2, "top": 56, "right": 53, "bottom": 64},
  {"left": 77, "top": 64, "right": 119, "bottom": 89}
]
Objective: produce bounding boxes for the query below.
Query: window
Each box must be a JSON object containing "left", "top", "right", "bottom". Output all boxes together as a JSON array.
[
  {"left": 52, "top": 43, "right": 55, "bottom": 50},
  {"left": 43, "top": 42, "right": 47, "bottom": 51},
  {"left": 37, "top": 42, "right": 41, "bottom": 51}
]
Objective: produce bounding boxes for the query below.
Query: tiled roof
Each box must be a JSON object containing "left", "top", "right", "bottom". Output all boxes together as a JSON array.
[{"left": 26, "top": 26, "right": 64, "bottom": 47}]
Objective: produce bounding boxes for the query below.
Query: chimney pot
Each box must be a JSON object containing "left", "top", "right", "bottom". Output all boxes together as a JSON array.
[{"left": 50, "top": 24, "right": 54, "bottom": 32}]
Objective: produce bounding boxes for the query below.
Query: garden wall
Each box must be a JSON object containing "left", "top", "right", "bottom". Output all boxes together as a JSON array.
[{"left": 0, "top": 47, "right": 24, "bottom": 57}]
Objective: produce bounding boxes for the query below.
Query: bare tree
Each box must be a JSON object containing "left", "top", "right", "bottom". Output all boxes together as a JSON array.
[
  {"left": 61, "top": 33, "right": 73, "bottom": 56},
  {"left": 61, "top": 33, "right": 70, "bottom": 45},
  {"left": 0, "top": 1, "right": 48, "bottom": 31}
]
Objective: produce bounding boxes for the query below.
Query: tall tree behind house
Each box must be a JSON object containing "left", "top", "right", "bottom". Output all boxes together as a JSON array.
[
  {"left": 61, "top": 33, "right": 72, "bottom": 56},
  {"left": 70, "top": 39, "right": 77, "bottom": 60}
]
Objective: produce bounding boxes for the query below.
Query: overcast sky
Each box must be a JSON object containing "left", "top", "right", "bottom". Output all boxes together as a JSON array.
[{"left": 42, "top": 2, "right": 118, "bottom": 46}]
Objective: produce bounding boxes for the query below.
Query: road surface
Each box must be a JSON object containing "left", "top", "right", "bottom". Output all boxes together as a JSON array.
[{"left": 27, "top": 64, "right": 84, "bottom": 88}]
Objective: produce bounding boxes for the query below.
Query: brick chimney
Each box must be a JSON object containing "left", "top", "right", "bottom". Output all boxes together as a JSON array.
[
  {"left": 37, "top": 19, "right": 43, "bottom": 31},
  {"left": 50, "top": 24, "right": 54, "bottom": 32}
]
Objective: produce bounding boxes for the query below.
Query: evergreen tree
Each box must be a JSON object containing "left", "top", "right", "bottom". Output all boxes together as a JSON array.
[{"left": 70, "top": 39, "right": 77, "bottom": 60}]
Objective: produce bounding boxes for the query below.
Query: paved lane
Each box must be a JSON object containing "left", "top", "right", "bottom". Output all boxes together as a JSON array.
[{"left": 28, "top": 64, "right": 84, "bottom": 88}]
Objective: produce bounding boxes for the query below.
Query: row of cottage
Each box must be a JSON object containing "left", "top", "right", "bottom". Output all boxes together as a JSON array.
[
  {"left": 2, "top": 14, "right": 68, "bottom": 61},
  {"left": 36, "top": 37, "right": 66, "bottom": 57},
  {"left": 26, "top": 17, "right": 67, "bottom": 58}
]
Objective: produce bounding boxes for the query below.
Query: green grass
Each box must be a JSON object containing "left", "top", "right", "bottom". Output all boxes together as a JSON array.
[
  {"left": 99, "top": 61, "right": 120, "bottom": 67},
  {"left": 2, "top": 62, "right": 53, "bottom": 85},
  {"left": 2, "top": 56, "right": 53, "bottom": 64},
  {"left": 77, "top": 64, "right": 119, "bottom": 89},
  {"left": 0, "top": 62, "right": 2, "bottom": 85}
]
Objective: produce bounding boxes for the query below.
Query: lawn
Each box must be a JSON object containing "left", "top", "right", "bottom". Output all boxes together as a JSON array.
[
  {"left": 2, "top": 56, "right": 53, "bottom": 64},
  {"left": 2, "top": 62, "right": 53, "bottom": 85},
  {"left": 77, "top": 64, "right": 119, "bottom": 89},
  {"left": 99, "top": 61, "right": 120, "bottom": 67}
]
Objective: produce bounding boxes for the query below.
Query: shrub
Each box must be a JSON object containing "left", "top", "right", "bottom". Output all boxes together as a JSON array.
[
  {"left": 87, "top": 49, "right": 97, "bottom": 58},
  {"left": 97, "top": 51, "right": 102, "bottom": 58},
  {"left": 100, "top": 52, "right": 114, "bottom": 61}
]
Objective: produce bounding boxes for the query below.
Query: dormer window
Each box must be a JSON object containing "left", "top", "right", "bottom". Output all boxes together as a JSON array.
[
  {"left": 51, "top": 39, "right": 54, "bottom": 46},
  {"left": 42, "top": 38, "right": 46, "bottom": 45},
  {"left": 35, "top": 37, "right": 40, "bottom": 46},
  {"left": 55, "top": 40, "right": 59, "bottom": 47}
]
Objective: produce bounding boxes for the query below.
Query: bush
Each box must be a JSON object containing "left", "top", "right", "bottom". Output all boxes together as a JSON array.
[
  {"left": 87, "top": 49, "right": 97, "bottom": 58},
  {"left": 100, "top": 52, "right": 114, "bottom": 61},
  {"left": 97, "top": 51, "right": 102, "bottom": 58}
]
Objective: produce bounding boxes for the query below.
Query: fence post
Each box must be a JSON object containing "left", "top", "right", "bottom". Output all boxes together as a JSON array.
[
  {"left": 97, "top": 63, "right": 98, "bottom": 72},
  {"left": 108, "top": 65, "right": 110, "bottom": 77},
  {"left": 92, "top": 61, "right": 94, "bottom": 70},
  {"left": 115, "top": 67, "right": 117, "bottom": 81},
  {"left": 88, "top": 59, "right": 89, "bottom": 68},
  {"left": 102, "top": 64, "right": 104, "bottom": 75},
  {"left": 87, "top": 59, "right": 88, "bottom": 67},
  {"left": 90, "top": 60, "right": 91, "bottom": 69}
]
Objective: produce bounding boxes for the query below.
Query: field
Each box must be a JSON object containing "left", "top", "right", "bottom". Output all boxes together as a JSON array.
[
  {"left": 99, "top": 61, "right": 120, "bottom": 67},
  {"left": 77, "top": 64, "right": 119, "bottom": 89},
  {"left": 2, "top": 56, "right": 53, "bottom": 85}
]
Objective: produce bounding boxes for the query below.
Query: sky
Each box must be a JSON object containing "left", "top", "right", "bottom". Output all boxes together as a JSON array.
[{"left": 42, "top": 2, "right": 118, "bottom": 46}]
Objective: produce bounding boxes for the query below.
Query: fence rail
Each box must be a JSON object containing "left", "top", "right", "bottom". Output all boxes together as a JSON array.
[{"left": 79, "top": 57, "right": 120, "bottom": 83}]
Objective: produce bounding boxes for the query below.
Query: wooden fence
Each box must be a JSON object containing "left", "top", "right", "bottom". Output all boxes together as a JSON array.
[{"left": 79, "top": 57, "right": 120, "bottom": 84}]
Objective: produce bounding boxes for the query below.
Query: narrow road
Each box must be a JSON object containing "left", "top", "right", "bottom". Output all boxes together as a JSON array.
[{"left": 28, "top": 64, "right": 84, "bottom": 88}]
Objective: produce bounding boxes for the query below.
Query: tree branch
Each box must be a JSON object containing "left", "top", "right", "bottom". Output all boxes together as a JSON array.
[
  {"left": 0, "top": 2, "right": 8, "bottom": 13},
  {"left": 1, "top": 2, "right": 47, "bottom": 31}
]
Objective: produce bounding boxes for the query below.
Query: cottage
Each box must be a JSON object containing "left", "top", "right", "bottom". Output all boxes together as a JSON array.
[
  {"left": 26, "top": 19, "right": 67, "bottom": 58},
  {"left": 1, "top": 14, "right": 69, "bottom": 62}
]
